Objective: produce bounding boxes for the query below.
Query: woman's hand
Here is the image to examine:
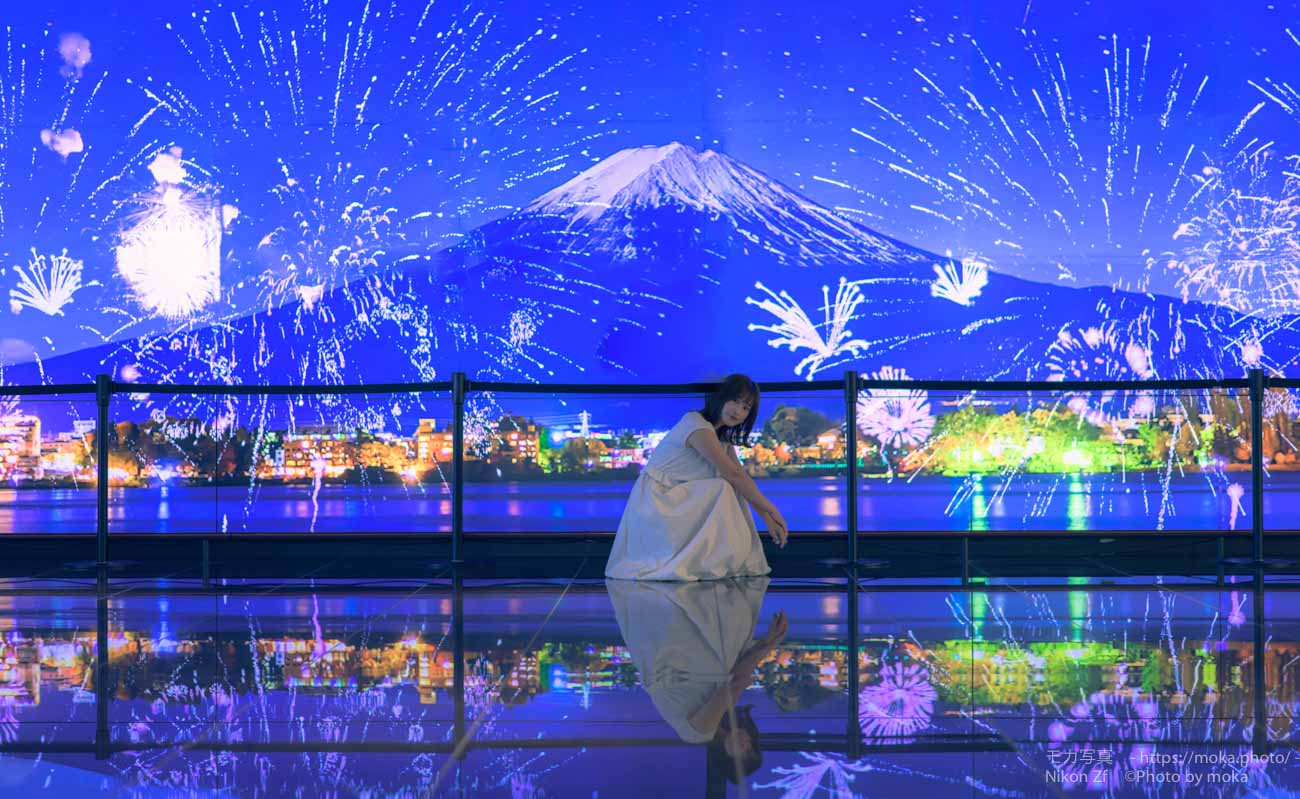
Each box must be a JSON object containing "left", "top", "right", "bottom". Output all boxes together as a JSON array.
[
  {"left": 758, "top": 610, "right": 788, "bottom": 650},
  {"left": 759, "top": 507, "right": 788, "bottom": 548}
]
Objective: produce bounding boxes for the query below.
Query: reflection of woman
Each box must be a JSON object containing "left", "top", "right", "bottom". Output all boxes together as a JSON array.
[
  {"left": 607, "top": 577, "right": 788, "bottom": 783},
  {"left": 605, "top": 374, "right": 788, "bottom": 582}
]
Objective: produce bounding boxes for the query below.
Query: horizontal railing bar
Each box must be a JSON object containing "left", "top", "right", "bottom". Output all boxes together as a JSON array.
[
  {"left": 8, "top": 527, "right": 1298, "bottom": 538},
  {"left": 859, "top": 378, "right": 1250, "bottom": 392},
  {"left": 470, "top": 379, "right": 845, "bottom": 394},
  {"left": 112, "top": 381, "right": 454, "bottom": 396},
  {"left": 1, "top": 377, "right": 1254, "bottom": 396},
  {"left": 2, "top": 578, "right": 1284, "bottom": 597},
  {"left": 0, "top": 383, "right": 95, "bottom": 396}
]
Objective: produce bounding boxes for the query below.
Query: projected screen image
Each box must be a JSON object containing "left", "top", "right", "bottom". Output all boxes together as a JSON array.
[
  {"left": 2, "top": 0, "right": 1293, "bottom": 388},
  {"left": 0, "top": 0, "right": 1297, "bottom": 533}
]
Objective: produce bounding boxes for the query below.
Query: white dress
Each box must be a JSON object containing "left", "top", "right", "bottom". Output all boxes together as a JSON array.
[
  {"left": 606, "top": 577, "right": 771, "bottom": 742},
  {"left": 605, "top": 411, "right": 770, "bottom": 581}
]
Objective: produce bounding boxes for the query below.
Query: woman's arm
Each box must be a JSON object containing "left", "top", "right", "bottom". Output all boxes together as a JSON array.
[
  {"left": 686, "top": 428, "right": 787, "bottom": 546},
  {"left": 686, "top": 611, "right": 787, "bottom": 734}
]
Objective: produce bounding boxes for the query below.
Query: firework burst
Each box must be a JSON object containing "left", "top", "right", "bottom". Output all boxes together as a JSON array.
[
  {"left": 157, "top": 0, "right": 608, "bottom": 305},
  {"left": 115, "top": 181, "right": 223, "bottom": 320},
  {"left": 1045, "top": 320, "right": 1155, "bottom": 424},
  {"left": 858, "top": 661, "right": 938, "bottom": 740},
  {"left": 8, "top": 248, "right": 90, "bottom": 315},
  {"left": 857, "top": 365, "right": 935, "bottom": 448},
  {"left": 755, "top": 753, "right": 868, "bottom": 798},
  {"left": 1167, "top": 152, "right": 1300, "bottom": 317},
  {"left": 930, "top": 256, "right": 989, "bottom": 306},
  {"left": 746, "top": 277, "right": 870, "bottom": 380}
]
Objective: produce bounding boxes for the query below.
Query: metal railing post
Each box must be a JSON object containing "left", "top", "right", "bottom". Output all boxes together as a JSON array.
[
  {"left": 452, "top": 570, "right": 466, "bottom": 747},
  {"left": 452, "top": 372, "right": 467, "bottom": 564},
  {"left": 94, "top": 373, "right": 111, "bottom": 758},
  {"left": 96, "top": 374, "right": 111, "bottom": 566},
  {"left": 845, "top": 371, "right": 860, "bottom": 564},
  {"left": 1249, "top": 368, "right": 1267, "bottom": 753},
  {"left": 846, "top": 575, "right": 861, "bottom": 759}
]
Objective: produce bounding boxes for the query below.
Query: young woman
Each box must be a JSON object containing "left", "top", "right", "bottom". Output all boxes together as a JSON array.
[{"left": 605, "top": 374, "right": 789, "bottom": 581}]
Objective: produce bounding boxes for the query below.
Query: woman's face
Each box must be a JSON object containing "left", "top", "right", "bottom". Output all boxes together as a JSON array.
[{"left": 721, "top": 394, "right": 754, "bottom": 428}]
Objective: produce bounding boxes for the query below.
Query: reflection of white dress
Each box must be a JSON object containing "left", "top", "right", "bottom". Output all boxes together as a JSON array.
[
  {"left": 607, "top": 576, "right": 770, "bottom": 742},
  {"left": 605, "top": 411, "right": 770, "bottom": 581}
]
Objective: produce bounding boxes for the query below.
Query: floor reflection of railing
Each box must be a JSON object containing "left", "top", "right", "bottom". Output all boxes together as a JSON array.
[{"left": 0, "top": 572, "right": 1264, "bottom": 763}]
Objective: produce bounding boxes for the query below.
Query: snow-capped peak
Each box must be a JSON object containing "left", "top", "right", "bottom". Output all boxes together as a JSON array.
[
  {"left": 523, "top": 142, "right": 912, "bottom": 265},
  {"left": 528, "top": 143, "right": 735, "bottom": 221}
]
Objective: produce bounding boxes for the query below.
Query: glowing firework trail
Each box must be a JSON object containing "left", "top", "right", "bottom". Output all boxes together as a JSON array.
[
  {"left": 833, "top": 30, "right": 1268, "bottom": 306},
  {"left": 160, "top": 0, "right": 610, "bottom": 307},
  {"left": 1169, "top": 152, "right": 1300, "bottom": 317},
  {"left": 106, "top": 0, "right": 620, "bottom": 403},
  {"left": 746, "top": 277, "right": 870, "bottom": 380},
  {"left": 1227, "top": 482, "right": 1245, "bottom": 531},
  {"left": 8, "top": 248, "right": 89, "bottom": 315},
  {"left": 0, "top": 25, "right": 166, "bottom": 245}
]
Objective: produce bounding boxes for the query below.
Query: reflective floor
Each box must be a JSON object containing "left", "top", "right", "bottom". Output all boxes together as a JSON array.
[{"left": 1, "top": 566, "right": 1299, "bottom": 797}]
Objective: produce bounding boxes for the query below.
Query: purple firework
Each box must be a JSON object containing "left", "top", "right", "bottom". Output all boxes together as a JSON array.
[
  {"left": 858, "top": 661, "right": 938, "bottom": 740},
  {"left": 857, "top": 366, "right": 935, "bottom": 448}
]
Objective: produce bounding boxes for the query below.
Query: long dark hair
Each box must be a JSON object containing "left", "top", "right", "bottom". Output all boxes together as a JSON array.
[
  {"left": 706, "top": 705, "right": 763, "bottom": 784},
  {"left": 699, "top": 374, "right": 760, "bottom": 446}
]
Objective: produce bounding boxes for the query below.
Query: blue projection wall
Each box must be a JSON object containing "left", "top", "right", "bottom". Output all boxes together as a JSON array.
[{"left": 0, "top": 0, "right": 1297, "bottom": 389}]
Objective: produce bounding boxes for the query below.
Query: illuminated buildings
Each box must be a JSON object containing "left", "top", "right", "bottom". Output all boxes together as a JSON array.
[
  {"left": 418, "top": 648, "right": 455, "bottom": 704},
  {"left": 358, "top": 434, "right": 415, "bottom": 473},
  {"left": 415, "top": 419, "right": 455, "bottom": 464},
  {"left": 0, "top": 414, "right": 42, "bottom": 481},
  {"left": 492, "top": 421, "right": 541, "bottom": 466},
  {"left": 261, "top": 637, "right": 355, "bottom": 690},
  {"left": 281, "top": 429, "right": 357, "bottom": 479},
  {"left": 40, "top": 431, "right": 90, "bottom": 477},
  {"left": 0, "top": 636, "right": 40, "bottom": 706}
]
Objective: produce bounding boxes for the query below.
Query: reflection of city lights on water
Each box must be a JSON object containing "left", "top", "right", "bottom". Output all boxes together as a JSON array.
[{"left": 1062, "top": 448, "right": 1091, "bottom": 469}]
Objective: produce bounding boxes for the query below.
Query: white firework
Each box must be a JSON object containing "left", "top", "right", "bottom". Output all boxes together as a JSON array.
[
  {"left": 930, "top": 257, "right": 989, "bottom": 306},
  {"left": 857, "top": 366, "right": 935, "bottom": 448},
  {"left": 9, "top": 249, "right": 87, "bottom": 315},
  {"left": 115, "top": 185, "right": 222, "bottom": 319},
  {"left": 746, "top": 277, "right": 870, "bottom": 380},
  {"left": 509, "top": 308, "right": 539, "bottom": 349},
  {"left": 1170, "top": 156, "right": 1300, "bottom": 317},
  {"left": 839, "top": 31, "right": 1222, "bottom": 297},
  {"left": 1228, "top": 483, "right": 1246, "bottom": 531},
  {"left": 755, "top": 752, "right": 868, "bottom": 799}
]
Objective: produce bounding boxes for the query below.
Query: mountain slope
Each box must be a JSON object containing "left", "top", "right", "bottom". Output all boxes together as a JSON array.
[{"left": 4, "top": 142, "right": 1291, "bottom": 394}]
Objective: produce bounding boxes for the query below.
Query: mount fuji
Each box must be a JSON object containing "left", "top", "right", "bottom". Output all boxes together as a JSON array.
[
  {"left": 520, "top": 142, "right": 913, "bottom": 267},
  {"left": 5, "top": 142, "right": 1292, "bottom": 390}
]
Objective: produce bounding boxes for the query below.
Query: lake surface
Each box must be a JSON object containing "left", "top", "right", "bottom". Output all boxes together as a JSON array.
[{"left": 0, "top": 471, "right": 1294, "bottom": 534}]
